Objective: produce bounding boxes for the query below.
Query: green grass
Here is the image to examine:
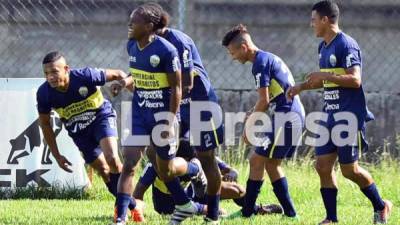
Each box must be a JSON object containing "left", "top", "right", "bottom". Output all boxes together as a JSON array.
[{"left": 0, "top": 161, "right": 399, "bottom": 225}]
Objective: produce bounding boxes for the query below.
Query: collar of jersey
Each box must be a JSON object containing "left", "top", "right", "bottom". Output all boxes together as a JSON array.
[
  {"left": 324, "top": 31, "right": 341, "bottom": 48},
  {"left": 136, "top": 36, "right": 157, "bottom": 51}
]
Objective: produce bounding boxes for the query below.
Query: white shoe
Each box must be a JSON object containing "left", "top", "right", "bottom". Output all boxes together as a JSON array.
[{"left": 169, "top": 201, "right": 198, "bottom": 225}]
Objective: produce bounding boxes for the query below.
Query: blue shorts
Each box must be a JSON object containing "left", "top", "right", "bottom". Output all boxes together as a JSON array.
[
  {"left": 152, "top": 185, "right": 196, "bottom": 214},
  {"left": 131, "top": 99, "right": 177, "bottom": 160},
  {"left": 152, "top": 187, "right": 175, "bottom": 214},
  {"left": 315, "top": 122, "right": 368, "bottom": 164},
  {"left": 72, "top": 115, "right": 118, "bottom": 164},
  {"left": 254, "top": 114, "right": 303, "bottom": 159},
  {"left": 179, "top": 101, "right": 224, "bottom": 152}
]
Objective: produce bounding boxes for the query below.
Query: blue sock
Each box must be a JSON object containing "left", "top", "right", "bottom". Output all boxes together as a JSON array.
[
  {"left": 186, "top": 162, "right": 200, "bottom": 177},
  {"left": 116, "top": 193, "right": 131, "bottom": 221},
  {"left": 242, "top": 179, "right": 263, "bottom": 217},
  {"left": 233, "top": 196, "right": 245, "bottom": 207},
  {"left": 206, "top": 194, "right": 220, "bottom": 221},
  {"left": 108, "top": 173, "right": 136, "bottom": 210},
  {"left": 165, "top": 177, "right": 190, "bottom": 205},
  {"left": 320, "top": 188, "right": 338, "bottom": 222},
  {"left": 361, "top": 183, "right": 385, "bottom": 211},
  {"left": 272, "top": 177, "right": 296, "bottom": 217}
]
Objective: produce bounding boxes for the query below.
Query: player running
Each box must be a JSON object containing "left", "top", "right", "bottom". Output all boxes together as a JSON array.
[{"left": 36, "top": 51, "right": 137, "bottom": 219}]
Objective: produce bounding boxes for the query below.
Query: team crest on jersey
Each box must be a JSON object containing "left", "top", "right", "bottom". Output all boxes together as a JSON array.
[
  {"left": 329, "top": 54, "right": 337, "bottom": 67},
  {"left": 150, "top": 55, "right": 160, "bottom": 67},
  {"left": 78, "top": 86, "right": 88, "bottom": 97}
]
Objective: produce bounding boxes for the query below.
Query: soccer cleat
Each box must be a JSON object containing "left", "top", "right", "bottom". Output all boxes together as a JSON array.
[
  {"left": 318, "top": 219, "right": 337, "bottom": 225},
  {"left": 169, "top": 201, "right": 198, "bottom": 225},
  {"left": 373, "top": 200, "right": 393, "bottom": 224},
  {"left": 110, "top": 218, "right": 126, "bottom": 225},
  {"left": 203, "top": 217, "right": 220, "bottom": 225},
  {"left": 114, "top": 207, "right": 128, "bottom": 224},
  {"left": 131, "top": 199, "right": 145, "bottom": 222},
  {"left": 256, "top": 203, "right": 283, "bottom": 215},
  {"left": 190, "top": 158, "right": 207, "bottom": 199}
]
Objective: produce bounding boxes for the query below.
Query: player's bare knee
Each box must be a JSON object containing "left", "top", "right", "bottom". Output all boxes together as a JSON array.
[
  {"left": 341, "top": 165, "right": 360, "bottom": 180},
  {"left": 315, "top": 161, "right": 332, "bottom": 175}
]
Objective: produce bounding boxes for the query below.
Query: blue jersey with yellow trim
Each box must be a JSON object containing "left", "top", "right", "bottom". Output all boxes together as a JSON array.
[
  {"left": 36, "top": 67, "right": 114, "bottom": 137},
  {"left": 319, "top": 32, "right": 374, "bottom": 125},
  {"left": 127, "top": 36, "right": 180, "bottom": 110},
  {"left": 162, "top": 29, "right": 218, "bottom": 102},
  {"left": 252, "top": 50, "right": 304, "bottom": 115},
  {"left": 139, "top": 163, "right": 191, "bottom": 195}
]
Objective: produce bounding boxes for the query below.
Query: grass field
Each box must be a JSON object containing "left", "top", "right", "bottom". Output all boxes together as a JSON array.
[{"left": 0, "top": 161, "right": 399, "bottom": 225}]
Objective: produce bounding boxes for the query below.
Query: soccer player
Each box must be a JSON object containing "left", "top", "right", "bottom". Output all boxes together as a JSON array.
[
  {"left": 36, "top": 51, "right": 137, "bottom": 218},
  {"left": 287, "top": 1, "right": 393, "bottom": 224},
  {"left": 152, "top": 5, "right": 225, "bottom": 224},
  {"left": 113, "top": 4, "right": 201, "bottom": 225},
  {"left": 222, "top": 24, "right": 305, "bottom": 219}
]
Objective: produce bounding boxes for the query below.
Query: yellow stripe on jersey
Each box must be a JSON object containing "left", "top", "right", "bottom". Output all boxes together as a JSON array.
[
  {"left": 269, "top": 79, "right": 284, "bottom": 100},
  {"left": 130, "top": 68, "right": 170, "bottom": 89},
  {"left": 154, "top": 177, "right": 191, "bottom": 195},
  {"left": 54, "top": 88, "right": 104, "bottom": 120},
  {"left": 320, "top": 68, "right": 346, "bottom": 88}
]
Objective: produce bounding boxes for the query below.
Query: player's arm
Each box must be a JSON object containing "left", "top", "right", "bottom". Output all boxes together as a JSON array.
[
  {"left": 180, "top": 46, "right": 194, "bottom": 92},
  {"left": 110, "top": 74, "right": 135, "bottom": 96},
  {"left": 322, "top": 66, "right": 361, "bottom": 88},
  {"left": 286, "top": 78, "right": 323, "bottom": 100},
  {"left": 167, "top": 64, "right": 182, "bottom": 116},
  {"left": 104, "top": 69, "right": 128, "bottom": 82},
  {"left": 38, "top": 113, "right": 72, "bottom": 173},
  {"left": 216, "top": 157, "right": 238, "bottom": 182},
  {"left": 254, "top": 87, "right": 270, "bottom": 113},
  {"left": 243, "top": 87, "right": 270, "bottom": 145}
]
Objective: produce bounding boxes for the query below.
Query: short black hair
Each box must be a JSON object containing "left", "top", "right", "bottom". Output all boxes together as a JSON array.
[
  {"left": 221, "top": 24, "right": 249, "bottom": 47},
  {"left": 135, "top": 2, "right": 169, "bottom": 31},
  {"left": 312, "top": 0, "right": 340, "bottom": 23},
  {"left": 42, "top": 51, "right": 63, "bottom": 64}
]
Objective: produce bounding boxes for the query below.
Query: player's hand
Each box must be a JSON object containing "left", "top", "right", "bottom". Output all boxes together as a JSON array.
[
  {"left": 110, "top": 82, "right": 123, "bottom": 97},
  {"left": 306, "top": 72, "right": 325, "bottom": 88},
  {"left": 222, "top": 168, "right": 238, "bottom": 182},
  {"left": 116, "top": 70, "right": 129, "bottom": 80},
  {"left": 56, "top": 155, "right": 73, "bottom": 173},
  {"left": 286, "top": 85, "right": 302, "bottom": 101}
]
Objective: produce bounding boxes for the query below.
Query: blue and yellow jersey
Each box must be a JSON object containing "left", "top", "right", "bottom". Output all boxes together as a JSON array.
[
  {"left": 127, "top": 36, "right": 180, "bottom": 110},
  {"left": 36, "top": 67, "right": 114, "bottom": 136},
  {"left": 139, "top": 159, "right": 230, "bottom": 196},
  {"left": 139, "top": 163, "right": 191, "bottom": 195},
  {"left": 162, "top": 29, "right": 218, "bottom": 103},
  {"left": 252, "top": 50, "right": 304, "bottom": 116},
  {"left": 318, "top": 32, "right": 374, "bottom": 126}
]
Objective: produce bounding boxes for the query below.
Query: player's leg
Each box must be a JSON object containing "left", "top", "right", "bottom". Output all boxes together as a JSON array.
[
  {"left": 337, "top": 129, "right": 391, "bottom": 224},
  {"left": 115, "top": 146, "right": 145, "bottom": 223},
  {"left": 315, "top": 152, "right": 338, "bottom": 224},
  {"left": 264, "top": 157, "right": 296, "bottom": 217},
  {"left": 156, "top": 154, "right": 198, "bottom": 225},
  {"left": 196, "top": 149, "right": 222, "bottom": 222}
]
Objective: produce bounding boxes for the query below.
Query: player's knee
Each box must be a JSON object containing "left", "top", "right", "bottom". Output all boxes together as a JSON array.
[
  {"left": 105, "top": 156, "right": 122, "bottom": 171},
  {"left": 315, "top": 161, "right": 332, "bottom": 175},
  {"left": 249, "top": 154, "right": 264, "bottom": 171},
  {"left": 95, "top": 164, "right": 110, "bottom": 179},
  {"left": 121, "top": 160, "right": 137, "bottom": 176},
  {"left": 341, "top": 166, "right": 359, "bottom": 179}
]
